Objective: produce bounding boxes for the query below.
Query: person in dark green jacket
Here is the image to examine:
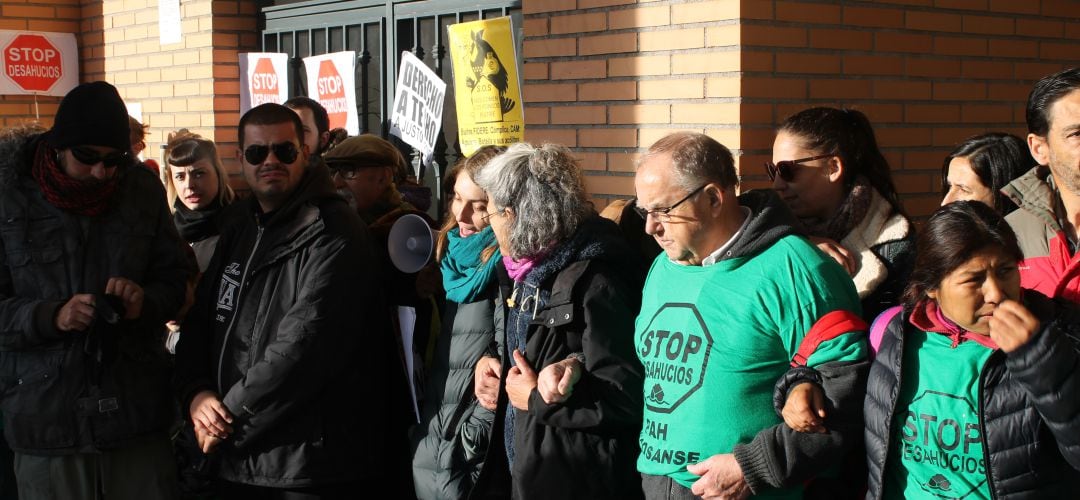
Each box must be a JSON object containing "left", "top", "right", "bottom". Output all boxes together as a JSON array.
[{"left": 411, "top": 146, "right": 505, "bottom": 500}]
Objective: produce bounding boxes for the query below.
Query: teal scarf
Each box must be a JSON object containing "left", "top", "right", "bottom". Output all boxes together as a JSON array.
[{"left": 441, "top": 226, "right": 501, "bottom": 303}]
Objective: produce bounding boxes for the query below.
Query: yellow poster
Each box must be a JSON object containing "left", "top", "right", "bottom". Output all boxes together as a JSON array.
[{"left": 447, "top": 17, "right": 524, "bottom": 157}]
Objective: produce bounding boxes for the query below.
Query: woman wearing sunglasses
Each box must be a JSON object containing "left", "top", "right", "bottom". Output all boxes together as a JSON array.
[{"left": 769, "top": 107, "right": 915, "bottom": 322}]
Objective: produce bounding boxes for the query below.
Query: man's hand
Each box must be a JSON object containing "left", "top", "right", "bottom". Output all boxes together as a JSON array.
[
  {"left": 781, "top": 382, "right": 827, "bottom": 434},
  {"left": 808, "top": 236, "right": 856, "bottom": 276},
  {"left": 55, "top": 294, "right": 95, "bottom": 332},
  {"left": 506, "top": 350, "right": 538, "bottom": 411},
  {"left": 687, "top": 454, "right": 752, "bottom": 500},
  {"left": 989, "top": 299, "right": 1040, "bottom": 353},
  {"left": 474, "top": 356, "right": 501, "bottom": 410},
  {"left": 537, "top": 355, "right": 582, "bottom": 404},
  {"left": 189, "top": 390, "right": 233, "bottom": 441},
  {"left": 106, "top": 277, "right": 144, "bottom": 320},
  {"left": 193, "top": 424, "right": 224, "bottom": 454}
]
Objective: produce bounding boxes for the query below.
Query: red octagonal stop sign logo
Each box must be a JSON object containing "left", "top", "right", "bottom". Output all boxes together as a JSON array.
[
  {"left": 4, "top": 34, "right": 63, "bottom": 93},
  {"left": 316, "top": 59, "right": 348, "bottom": 130}
]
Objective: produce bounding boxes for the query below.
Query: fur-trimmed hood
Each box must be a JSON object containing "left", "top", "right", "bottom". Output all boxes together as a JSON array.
[{"left": 0, "top": 124, "right": 45, "bottom": 189}]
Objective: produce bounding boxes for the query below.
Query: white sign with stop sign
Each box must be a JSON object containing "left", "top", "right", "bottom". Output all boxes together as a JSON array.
[
  {"left": 303, "top": 51, "right": 359, "bottom": 136},
  {"left": 0, "top": 30, "right": 78, "bottom": 96},
  {"left": 239, "top": 52, "right": 289, "bottom": 114}
]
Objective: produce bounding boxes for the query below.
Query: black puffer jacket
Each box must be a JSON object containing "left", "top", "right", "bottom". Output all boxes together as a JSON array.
[
  {"left": 864, "top": 292, "right": 1080, "bottom": 499},
  {"left": 175, "top": 162, "right": 394, "bottom": 487},
  {"left": 473, "top": 214, "right": 646, "bottom": 500},
  {"left": 0, "top": 130, "right": 191, "bottom": 453}
]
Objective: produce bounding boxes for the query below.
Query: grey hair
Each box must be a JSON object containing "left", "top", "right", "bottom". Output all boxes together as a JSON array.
[
  {"left": 637, "top": 132, "right": 738, "bottom": 193},
  {"left": 474, "top": 142, "right": 588, "bottom": 258}
]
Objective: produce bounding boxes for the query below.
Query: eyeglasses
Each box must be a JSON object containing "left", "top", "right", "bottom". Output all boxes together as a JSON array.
[
  {"left": 243, "top": 142, "right": 300, "bottom": 165},
  {"left": 327, "top": 164, "right": 361, "bottom": 180},
  {"left": 633, "top": 184, "right": 707, "bottom": 222},
  {"left": 764, "top": 154, "right": 835, "bottom": 182},
  {"left": 69, "top": 146, "right": 132, "bottom": 169},
  {"left": 480, "top": 208, "right": 506, "bottom": 223}
]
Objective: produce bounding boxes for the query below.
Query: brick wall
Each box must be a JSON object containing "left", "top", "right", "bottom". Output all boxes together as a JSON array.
[
  {"left": 520, "top": 0, "right": 1080, "bottom": 216},
  {"left": 0, "top": 0, "right": 81, "bottom": 128},
  {"left": 740, "top": 0, "right": 1080, "bottom": 218},
  {"left": 1, "top": 0, "right": 257, "bottom": 186},
  {"left": 89, "top": 0, "right": 257, "bottom": 184}
]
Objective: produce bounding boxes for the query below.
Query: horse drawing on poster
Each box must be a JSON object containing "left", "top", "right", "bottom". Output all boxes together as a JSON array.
[{"left": 463, "top": 29, "right": 515, "bottom": 123}]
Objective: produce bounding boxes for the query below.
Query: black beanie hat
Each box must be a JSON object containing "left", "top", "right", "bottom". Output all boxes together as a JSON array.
[{"left": 46, "top": 81, "right": 131, "bottom": 151}]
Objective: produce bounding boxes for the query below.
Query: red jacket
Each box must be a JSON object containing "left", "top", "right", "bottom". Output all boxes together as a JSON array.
[{"left": 1003, "top": 166, "right": 1080, "bottom": 303}]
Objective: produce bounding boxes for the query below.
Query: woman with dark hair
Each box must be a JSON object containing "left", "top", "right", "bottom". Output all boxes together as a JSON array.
[
  {"left": 411, "top": 145, "right": 505, "bottom": 500},
  {"left": 860, "top": 201, "right": 1080, "bottom": 499},
  {"left": 941, "top": 133, "right": 1034, "bottom": 214},
  {"left": 769, "top": 107, "right": 916, "bottom": 321},
  {"left": 470, "top": 143, "right": 645, "bottom": 500}
]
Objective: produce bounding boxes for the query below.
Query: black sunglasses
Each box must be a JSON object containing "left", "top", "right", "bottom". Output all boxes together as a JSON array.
[
  {"left": 764, "top": 153, "right": 835, "bottom": 182},
  {"left": 632, "top": 184, "right": 707, "bottom": 222},
  {"left": 69, "top": 146, "right": 132, "bottom": 169},
  {"left": 244, "top": 142, "right": 300, "bottom": 165}
]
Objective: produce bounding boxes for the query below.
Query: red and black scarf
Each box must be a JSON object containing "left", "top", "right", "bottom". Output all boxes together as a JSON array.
[{"left": 31, "top": 141, "right": 118, "bottom": 216}]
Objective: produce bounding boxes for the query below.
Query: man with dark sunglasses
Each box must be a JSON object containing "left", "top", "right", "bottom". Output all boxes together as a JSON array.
[
  {"left": 0, "top": 81, "right": 192, "bottom": 498},
  {"left": 175, "top": 103, "right": 403, "bottom": 498},
  {"left": 632, "top": 132, "right": 867, "bottom": 500}
]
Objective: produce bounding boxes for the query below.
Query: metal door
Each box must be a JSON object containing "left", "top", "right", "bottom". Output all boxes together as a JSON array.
[{"left": 261, "top": 0, "right": 522, "bottom": 177}]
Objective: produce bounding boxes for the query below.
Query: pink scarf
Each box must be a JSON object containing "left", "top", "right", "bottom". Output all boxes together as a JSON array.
[
  {"left": 503, "top": 255, "right": 539, "bottom": 282},
  {"left": 908, "top": 299, "right": 999, "bottom": 350}
]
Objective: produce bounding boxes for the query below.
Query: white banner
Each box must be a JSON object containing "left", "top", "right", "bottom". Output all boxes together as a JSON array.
[
  {"left": 239, "top": 53, "right": 289, "bottom": 114},
  {"left": 389, "top": 51, "right": 446, "bottom": 169},
  {"left": 0, "top": 30, "right": 78, "bottom": 97},
  {"left": 158, "top": 0, "right": 181, "bottom": 45},
  {"left": 303, "top": 51, "right": 359, "bottom": 136}
]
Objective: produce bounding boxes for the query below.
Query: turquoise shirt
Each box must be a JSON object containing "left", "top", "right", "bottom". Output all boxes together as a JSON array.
[
  {"left": 884, "top": 330, "right": 994, "bottom": 500},
  {"left": 635, "top": 234, "right": 866, "bottom": 496}
]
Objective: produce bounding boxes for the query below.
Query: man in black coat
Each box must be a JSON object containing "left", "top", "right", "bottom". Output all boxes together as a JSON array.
[
  {"left": 175, "top": 103, "right": 394, "bottom": 498},
  {"left": 0, "top": 81, "right": 192, "bottom": 498}
]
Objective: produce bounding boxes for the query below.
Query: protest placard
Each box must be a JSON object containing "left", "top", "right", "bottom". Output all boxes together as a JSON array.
[
  {"left": 447, "top": 17, "right": 524, "bottom": 156},
  {"left": 303, "top": 51, "right": 360, "bottom": 135},
  {"left": 389, "top": 51, "right": 447, "bottom": 171},
  {"left": 240, "top": 53, "right": 289, "bottom": 114}
]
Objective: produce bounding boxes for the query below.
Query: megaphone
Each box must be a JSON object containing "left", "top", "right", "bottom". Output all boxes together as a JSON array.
[{"left": 388, "top": 214, "right": 434, "bottom": 273}]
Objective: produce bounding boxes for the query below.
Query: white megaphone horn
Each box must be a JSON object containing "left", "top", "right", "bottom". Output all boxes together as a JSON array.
[{"left": 388, "top": 214, "right": 434, "bottom": 273}]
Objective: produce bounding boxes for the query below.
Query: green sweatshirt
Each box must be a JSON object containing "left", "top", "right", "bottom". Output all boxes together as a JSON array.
[
  {"left": 635, "top": 232, "right": 865, "bottom": 495},
  {"left": 883, "top": 330, "right": 993, "bottom": 500}
]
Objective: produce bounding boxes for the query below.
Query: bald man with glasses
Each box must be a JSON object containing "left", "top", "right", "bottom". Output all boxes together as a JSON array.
[{"left": 632, "top": 132, "right": 868, "bottom": 500}]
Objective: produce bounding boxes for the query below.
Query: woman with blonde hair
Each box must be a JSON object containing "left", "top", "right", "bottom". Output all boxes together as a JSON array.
[{"left": 161, "top": 129, "right": 235, "bottom": 271}]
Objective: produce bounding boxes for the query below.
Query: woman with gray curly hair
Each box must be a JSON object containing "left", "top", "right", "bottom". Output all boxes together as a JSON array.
[{"left": 470, "top": 142, "right": 646, "bottom": 499}]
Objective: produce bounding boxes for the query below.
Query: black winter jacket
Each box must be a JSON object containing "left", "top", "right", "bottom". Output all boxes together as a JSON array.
[
  {"left": 175, "top": 162, "right": 394, "bottom": 487},
  {"left": 473, "top": 215, "right": 646, "bottom": 500},
  {"left": 0, "top": 130, "right": 191, "bottom": 453},
  {"left": 864, "top": 292, "right": 1080, "bottom": 499}
]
